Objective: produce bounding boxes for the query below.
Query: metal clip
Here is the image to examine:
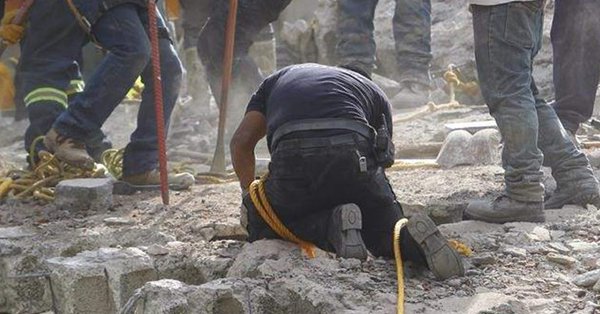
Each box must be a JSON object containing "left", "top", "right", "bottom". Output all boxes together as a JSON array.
[{"left": 356, "top": 151, "right": 367, "bottom": 173}]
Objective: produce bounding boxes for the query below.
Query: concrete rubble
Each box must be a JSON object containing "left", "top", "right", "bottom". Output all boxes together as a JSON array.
[
  {"left": 1, "top": 0, "right": 600, "bottom": 313},
  {"left": 436, "top": 129, "right": 501, "bottom": 168},
  {"left": 55, "top": 178, "right": 113, "bottom": 213}
]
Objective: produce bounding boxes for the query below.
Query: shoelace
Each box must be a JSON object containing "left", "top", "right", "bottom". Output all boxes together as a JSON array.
[{"left": 56, "top": 134, "right": 86, "bottom": 149}]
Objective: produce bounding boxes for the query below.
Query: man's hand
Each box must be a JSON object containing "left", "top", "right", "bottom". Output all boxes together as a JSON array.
[{"left": 0, "top": 10, "right": 24, "bottom": 44}]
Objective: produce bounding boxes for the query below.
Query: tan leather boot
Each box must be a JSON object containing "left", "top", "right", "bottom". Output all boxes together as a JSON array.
[
  {"left": 121, "top": 169, "right": 195, "bottom": 190},
  {"left": 43, "top": 129, "right": 95, "bottom": 170}
]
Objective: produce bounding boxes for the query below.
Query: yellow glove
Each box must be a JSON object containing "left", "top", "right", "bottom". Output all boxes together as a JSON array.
[{"left": 0, "top": 10, "right": 24, "bottom": 44}]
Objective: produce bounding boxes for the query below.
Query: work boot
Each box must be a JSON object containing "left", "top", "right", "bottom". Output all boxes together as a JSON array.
[
  {"left": 465, "top": 195, "right": 545, "bottom": 223},
  {"left": 405, "top": 214, "right": 464, "bottom": 280},
  {"left": 327, "top": 203, "right": 368, "bottom": 261},
  {"left": 121, "top": 170, "right": 195, "bottom": 191},
  {"left": 43, "top": 128, "right": 95, "bottom": 170},
  {"left": 545, "top": 181, "right": 600, "bottom": 209},
  {"left": 390, "top": 82, "right": 430, "bottom": 110}
]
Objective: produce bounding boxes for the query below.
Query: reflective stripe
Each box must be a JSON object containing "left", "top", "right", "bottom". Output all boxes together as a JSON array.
[
  {"left": 66, "top": 80, "right": 85, "bottom": 95},
  {"left": 24, "top": 88, "right": 68, "bottom": 108}
]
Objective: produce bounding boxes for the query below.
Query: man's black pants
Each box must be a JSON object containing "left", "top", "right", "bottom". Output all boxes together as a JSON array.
[
  {"left": 243, "top": 133, "right": 423, "bottom": 260},
  {"left": 551, "top": 0, "right": 600, "bottom": 133}
]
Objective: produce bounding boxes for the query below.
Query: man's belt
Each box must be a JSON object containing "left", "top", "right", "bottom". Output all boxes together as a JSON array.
[{"left": 271, "top": 118, "right": 376, "bottom": 150}]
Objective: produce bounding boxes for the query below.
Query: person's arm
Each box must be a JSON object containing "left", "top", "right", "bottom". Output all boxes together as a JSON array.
[{"left": 230, "top": 111, "right": 267, "bottom": 191}]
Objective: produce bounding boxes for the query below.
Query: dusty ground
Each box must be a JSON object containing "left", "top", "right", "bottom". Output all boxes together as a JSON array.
[{"left": 2, "top": 0, "right": 600, "bottom": 313}]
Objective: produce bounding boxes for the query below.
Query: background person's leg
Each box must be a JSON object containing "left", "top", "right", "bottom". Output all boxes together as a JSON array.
[
  {"left": 393, "top": 0, "right": 432, "bottom": 85},
  {"left": 122, "top": 6, "right": 183, "bottom": 177},
  {"left": 551, "top": 0, "right": 600, "bottom": 133},
  {"left": 52, "top": 4, "right": 151, "bottom": 141},
  {"left": 334, "top": 0, "right": 378, "bottom": 75},
  {"left": 471, "top": 3, "right": 545, "bottom": 203}
]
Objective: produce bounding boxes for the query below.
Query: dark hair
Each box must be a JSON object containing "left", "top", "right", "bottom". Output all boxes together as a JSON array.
[{"left": 338, "top": 64, "right": 372, "bottom": 80}]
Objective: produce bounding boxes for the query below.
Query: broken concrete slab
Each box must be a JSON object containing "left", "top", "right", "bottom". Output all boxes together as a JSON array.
[
  {"left": 0, "top": 253, "right": 54, "bottom": 314},
  {"left": 54, "top": 178, "right": 113, "bottom": 213},
  {"left": 444, "top": 120, "right": 497, "bottom": 134},
  {"left": 46, "top": 247, "right": 157, "bottom": 313},
  {"left": 436, "top": 129, "right": 501, "bottom": 168},
  {"left": 572, "top": 269, "right": 600, "bottom": 287}
]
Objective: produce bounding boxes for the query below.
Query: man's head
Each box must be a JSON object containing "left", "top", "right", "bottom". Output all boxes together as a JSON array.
[{"left": 338, "top": 64, "right": 372, "bottom": 80}]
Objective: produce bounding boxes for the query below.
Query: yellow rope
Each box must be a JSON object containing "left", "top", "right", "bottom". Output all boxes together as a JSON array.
[
  {"left": 393, "top": 218, "right": 409, "bottom": 314},
  {"left": 249, "top": 174, "right": 316, "bottom": 258},
  {"left": 101, "top": 148, "right": 124, "bottom": 179},
  {"left": 0, "top": 138, "right": 110, "bottom": 203}
]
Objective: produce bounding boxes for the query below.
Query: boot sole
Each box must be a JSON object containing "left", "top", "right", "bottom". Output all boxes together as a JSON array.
[
  {"left": 406, "top": 214, "right": 464, "bottom": 280},
  {"left": 465, "top": 210, "right": 546, "bottom": 224},
  {"left": 113, "top": 181, "right": 189, "bottom": 195},
  {"left": 327, "top": 204, "right": 368, "bottom": 261},
  {"left": 546, "top": 191, "right": 600, "bottom": 210}
]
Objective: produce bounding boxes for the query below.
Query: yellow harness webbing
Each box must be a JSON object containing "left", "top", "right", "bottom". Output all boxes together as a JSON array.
[{"left": 249, "top": 174, "right": 316, "bottom": 258}]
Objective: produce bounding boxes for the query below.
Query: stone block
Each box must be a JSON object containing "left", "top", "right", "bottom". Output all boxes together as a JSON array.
[
  {"left": 1, "top": 253, "right": 53, "bottom": 314},
  {"left": 54, "top": 178, "right": 113, "bottom": 213},
  {"left": 46, "top": 247, "right": 157, "bottom": 313},
  {"left": 436, "top": 129, "right": 501, "bottom": 168}
]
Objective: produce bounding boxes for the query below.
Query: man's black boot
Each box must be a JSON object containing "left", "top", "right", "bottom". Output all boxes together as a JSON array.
[
  {"left": 545, "top": 181, "right": 600, "bottom": 209},
  {"left": 465, "top": 195, "right": 545, "bottom": 223},
  {"left": 327, "top": 204, "right": 368, "bottom": 261},
  {"left": 405, "top": 214, "right": 464, "bottom": 280}
]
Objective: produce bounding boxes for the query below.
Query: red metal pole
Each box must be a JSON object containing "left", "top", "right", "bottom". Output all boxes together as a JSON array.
[
  {"left": 147, "top": 1, "right": 169, "bottom": 205},
  {"left": 210, "top": 0, "right": 238, "bottom": 174}
]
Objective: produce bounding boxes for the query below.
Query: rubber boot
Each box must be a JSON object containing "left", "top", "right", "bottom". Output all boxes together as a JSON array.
[
  {"left": 405, "top": 213, "right": 464, "bottom": 280},
  {"left": 327, "top": 203, "right": 368, "bottom": 261}
]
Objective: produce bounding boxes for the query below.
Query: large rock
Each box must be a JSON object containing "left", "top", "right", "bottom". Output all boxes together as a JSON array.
[
  {"left": 46, "top": 247, "right": 157, "bottom": 313},
  {"left": 54, "top": 178, "right": 113, "bottom": 213},
  {"left": 0, "top": 252, "right": 53, "bottom": 314},
  {"left": 436, "top": 129, "right": 501, "bottom": 168}
]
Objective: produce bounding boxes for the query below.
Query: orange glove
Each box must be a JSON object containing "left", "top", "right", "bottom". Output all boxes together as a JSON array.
[{"left": 0, "top": 10, "right": 25, "bottom": 44}]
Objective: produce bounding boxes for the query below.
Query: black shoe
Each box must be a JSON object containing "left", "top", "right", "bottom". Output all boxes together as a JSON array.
[
  {"left": 545, "top": 184, "right": 600, "bottom": 209},
  {"left": 406, "top": 214, "right": 464, "bottom": 280},
  {"left": 465, "top": 195, "right": 545, "bottom": 223},
  {"left": 327, "top": 204, "right": 368, "bottom": 261}
]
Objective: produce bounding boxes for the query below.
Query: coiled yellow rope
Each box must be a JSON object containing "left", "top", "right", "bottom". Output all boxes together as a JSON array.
[
  {"left": 0, "top": 136, "right": 111, "bottom": 203},
  {"left": 101, "top": 148, "right": 124, "bottom": 179},
  {"left": 249, "top": 174, "right": 316, "bottom": 258},
  {"left": 393, "top": 218, "right": 409, "bottom": 314}
]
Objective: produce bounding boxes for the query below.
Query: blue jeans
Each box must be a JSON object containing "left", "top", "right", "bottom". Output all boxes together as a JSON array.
[
  {"left": 472, "top": 1, "right": 596, "bottom": 202},
  {"left": 551, "top": 0, "right": 600, "bottom": 133},
  {"left": 53, "top": 4, "right": 183, "bottom": 176},
  {"left": 335, "top": 0, "right": 432, "bottom": 85}
]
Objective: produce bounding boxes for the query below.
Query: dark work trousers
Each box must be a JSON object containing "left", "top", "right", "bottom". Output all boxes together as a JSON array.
[
  {"left": 179, "top": 0, "right": 212, "bottom": 50},
  {"left": 18, "top": 0, "right": 110, "bottom": 164},
  {"left": 335, "top": 0, "right": 432, "bottom": 84},
  {"left": 196, "top": 0, "right": 291, "bottom": 137},
  {"left": 243, "top": 133, "right": 424, "bottom": 262},
  {"left": 551, "top": 0, "right": 600, "bottom": 133}
]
